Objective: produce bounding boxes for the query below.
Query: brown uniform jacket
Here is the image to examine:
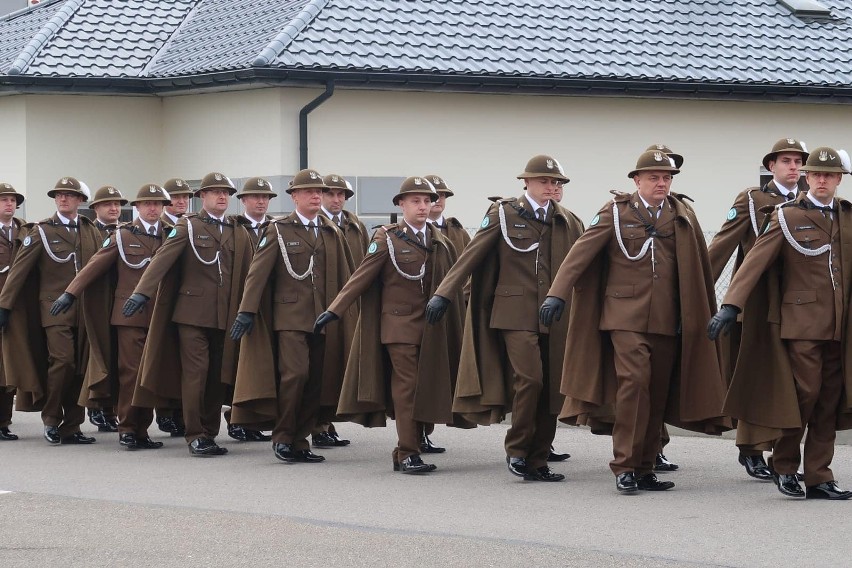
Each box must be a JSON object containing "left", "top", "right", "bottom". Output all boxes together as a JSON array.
[
  {"left": 0, "top": 217, "right": 25, "bottom": 391},
  {"left": 328, "top": 222, "right": 466, "bottom": 427},
  {"left": 0, "top": 214, "right": 101, "bottom": 410},
  {"left": 234, "top": 214, "right": 272, "bottom": 250},
  {"left": 322, "top": 209, "right": 370, "bottom": 267},
  {"left": 230, "top": 213, "right": 356, "bottom": 428},
  {"left": 130, "top": 210, "right": 252, "bottom": 408},
  {"left": 549, "top": 191, "right": 730, "bottom": 435},
  {"left": 435, "top": 195, "right": 585, "bottom": 423}
]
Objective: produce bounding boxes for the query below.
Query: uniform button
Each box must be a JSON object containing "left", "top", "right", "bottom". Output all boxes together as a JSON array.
[
  {"left": 538, "top": 280, "right": 544, "bottom": 285},
  {"left": 833, "top": 267, "right": 839, "bottom": 272},
  {"left": 796, "top": 298, "right": 801, "bottom": 304},
  {"left": 393, "top": 310, "right": 398, "bottom": 314},
  {"left": 653, "top": 274, "right": 659, "bottom": 280},
  {"left": 615, "top": 292, "right": 620, "bottom": 297}
]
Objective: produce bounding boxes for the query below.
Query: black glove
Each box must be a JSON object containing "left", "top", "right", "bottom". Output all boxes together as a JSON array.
[
  {"left": 707, "top": 305, "right": 740, "bottom": 340},
  {"left": 313, "top": 311, "right": 339, "bottom": 334},
  {"left": 425, "top": 295, "right": 450, "bottom": 324},
  {"left": 0, "top": 307, "right": 9, "bottom": 331},
  {"left": 539, "top": 296, "right": 566, "bottom": 327},
  {"left": 50, "top": 292, "right": 76, "bottom": 316},
  {"left": 122, "top": 293, "right": 150, "bottom": 317},
  {"left": 229, "top": 312, "right": 255, "bottom": 340}
]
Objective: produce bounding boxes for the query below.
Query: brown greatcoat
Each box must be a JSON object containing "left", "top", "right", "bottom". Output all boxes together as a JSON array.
[
  {"left": 722, "top": 194, "right": 852, "bottom": 444},
  {"left": 433, "top": 216, "right": 471, "bottom": 257},
  {"left": 0, "top": 217, "right": 26, "bottom": 394},
  {"left": 322, "top": 209, "right": 370, "bottom": 266},
  {"left": 67, "top": 219, "right": 167, "bottom": 408},
  {"left": 230, "top": 213, "right": 356, "bottom": 429},
  {"left": 707, "top": 180, "right": 795, "bottom": 383},
  {"left": 328, "top": 223, "right": 465, "bottom": 427},
  {"left": 130, "top": 211, "right": 252, "bottom": 408},
  {"left": 550, "top": 191, "right": 731, "bottom": 435},
  {"left": 0, "top": 215, "right": 101, "bottom": 411},
  {"left": 435, "top": 196, "right": 585, "bottom": 424}
]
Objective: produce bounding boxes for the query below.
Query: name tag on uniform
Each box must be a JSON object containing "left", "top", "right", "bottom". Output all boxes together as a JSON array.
[
  {"left": 513, "top": 223, "right": 527, "bottom": 228},
  {"left": 795, "top": 226, "right": 815, "bottom": 230},
  {"left": 128, "top": 243, "right": 142, "bottom": 248},
  {"left": 624, "top": 224, "right": 641, "bottom": 228},
  {"left": 286, "top": 241, "right": 301, "bottom": 246},
  {"left": 50, "top": 239, "right": 61, "bottom": 244},
  {"left": 401, "top": 249, "right": 412, "bottom": 253},
  {"left": 196, "top": 235, "right": 211, "bottom": 240}
]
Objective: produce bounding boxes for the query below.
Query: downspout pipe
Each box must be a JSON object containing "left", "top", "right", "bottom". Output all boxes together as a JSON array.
[{"left": 299, "top": 81, "right": 334, "bottom": 169}]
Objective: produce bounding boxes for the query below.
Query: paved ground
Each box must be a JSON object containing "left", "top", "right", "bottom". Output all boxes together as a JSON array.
[{"left": 2, "top": 411, "right": 851, "bottom": 567}]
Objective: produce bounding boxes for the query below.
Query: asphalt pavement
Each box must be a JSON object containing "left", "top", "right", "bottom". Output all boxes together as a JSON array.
[{"left": 1, "top": 411, "right": 851, "bottom": 567}]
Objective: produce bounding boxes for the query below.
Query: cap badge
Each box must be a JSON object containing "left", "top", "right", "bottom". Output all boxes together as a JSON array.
[
  {"left": 149, "top": 186, "right": 157, "bottom": 193},
  {"left": 257, "top": 179, "right": 265, "bottom": 187},
  {"left": 546, "top": 159, "right": 554, "bottom": 170},
  {"left": 309, "top": 171, "right": 318, "bottom": 180},
  {"left": 432, "top": 177, "right": 441, "bottom": 185},
  {"left": 414, "top": 178, "right": 422, "bottom": 185},
  {"left": 820, "top": 150, "right": 828, "bottom": 161},
  {"left": 214, "top": 173, "right": 223, "bottom": 181},
  {"left": 176, "top": 180, "right": 183, "bottom": 187},
  {"left": 108, "top": 187, "right": 116, "bottom": 194},
  {"left": 787, "top": 138, "right": 796, "bottom": 145},
  {"left": 654, "top": 152, "right": 664, "bottom": 162},
  {"left": 656, "top": 144, "right": 666, "bottom": 150},
  {"left": 2, "top": 184, "right": 9, "bottom": 189},
  {"left": 332, "top": 176, "right": 339, "bottom": 182},
  {"left": 61, "top": 178, "right": 69, "bottom": 185}
]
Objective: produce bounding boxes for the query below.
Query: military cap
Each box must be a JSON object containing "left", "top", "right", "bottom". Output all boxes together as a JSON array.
[
  {"left": 645, "top": 144, "right": 684, "bottom": 169},
  {"left": 322, "top": 174, "right": 354, "bottom": 199},
  {"left": 392, "top": 176, "right": 439, "bottom": 205},
  {"left": 424, "top": 174, "right": 453, "bottom": 197},
  {"left": 196, "top": 172, "right": 236, "bottom": 196},
  {"left": 762, "top": 138, "right": 809, "bottom": 170},
  {"left": 517, "top": 155, "right": 569, "bottom": 183},
  {"left": 0, "top": 182, "right": 25, "bottom": 206},
  {"left": 237, "top": 177, "right": 278, "bottom": 198},
  {"left": 131, "top": 183, "right": 171, "bottom": 205},
  {"left": 48, "top": 176, "right": 90, "bottom": 200},
  {"left": 800, "top": 146, "right": 848, "bottom": 174},
  {"left": 89, "top": 185, "right": 128, "bottom": 208},
  {"left": 628, "top": 150, "right": 680, "bottom": 178},
  {"left": 163, "top": 178, "right": 193, "bottom": 196},
  {"left": 287, "top": 169, "right": 327, "bottom": 194}
]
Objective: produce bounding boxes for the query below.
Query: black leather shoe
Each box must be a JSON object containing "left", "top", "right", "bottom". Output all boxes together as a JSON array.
[
  {"left": 188, "top": 438, "right": 227, "bottom": 457},
  {"left": 420, "top": 433, "right": 446, "bottom": 454},
  {"left": 507, "top": 456, "right": 528, "bottom": 477},
  {"left": 328, "top": 431, "right": 350, "bottom": 446},
  {"left": 135, "top": 436, "right": 164, "bottom": 450},
  {"left": 796, "top": 471, "right": 805, "bottom": 482},
  {"left": 295, "top": 449, "right": 326, "bottom": 463},
  {"left": 88, "top": 409, "right": 107, "bottom": 428},
  {"left": 0, "top": 426, "right": 18, "bottom": 441},
  {"left": 637, "top": 473, "right": 675, "bottom": 491},
  {"left": 524, "top": 466, "right": 565, "bottom": 482},
  {"left": 400, "top": 455, "right": 434, "bottom": 474},
  {"left": 739, "top": 454, "right": 772, "bottom": 481},
  {"left": 774, "top": 473, "right": 805, "bottom": 498},
  {"left": 228, "top": 424, "right": 250, "bottom": 441},
  {"left": 245, "top": 429, "right": 271, "bottom": 442},
  {"left": 547, "top": 446, "right": 570, "bottom": 462},
  {"left": 274, "top": 442, "right": 298, "bottom": 462},
  {"left": 654, "top": 453, "right": 679, "bottom": 472},
  {"left": 43, "top": 426, "right": 60, "bottom": 444},
  {"left": 119, "top": 433, "right": 139, "bottom": 450},
  {"left": 806, "top": 481, "right": 852, "bottom": 500},
  {"left": 61, "top": 432, "right": 96, "bottom": 445},
  {"left": 157, "top": 416, "right": 185, "bottom": 437},
  {"left": 98, "top": 415, "right": 119, "bottom": 433},
  {"left": 312, "top": 432, "right": 339, "bottom": 447},
  {"left": 616, "top": 472, "right": 638, "bottom": 493}
]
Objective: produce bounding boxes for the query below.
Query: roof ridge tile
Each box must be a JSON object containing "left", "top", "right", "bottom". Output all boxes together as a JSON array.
[
  {"left": 7, "top": 0, "right": 84, "bottom": 75},
  {"left": 253, "top": 0, "right": 327, "bottom": 67}
]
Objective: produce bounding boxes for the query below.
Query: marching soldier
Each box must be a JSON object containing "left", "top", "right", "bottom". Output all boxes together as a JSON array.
[
  {"left": 707, "top": 138, "right": 808, "bottom": 482},
  {"left": 0, "top": 177, "right": 101, "bottom": 445},
  {"left": 84, "top": 184, "right": 128, "bottom": 433},
  {"left": 540, "top": 150, "right": 730, "bottom": 493},
  {"left": 50, "top": 184, "right": 173, "bottom": 450},
  {"left": 0, "top": 183, "right": 26, "bottom": 441},
  {"left": 230, "top": 169, "right": 355, "bottom": 463},
  {"left": 309, "top": 173, "right": 370, "bottom": 448},
  {"left": 123, "top": 172, "right": 253, "bottom": 457},
  {"left": 314, "top": 176, "right": 465, "bottom": 474},
  {"left": 426, "top": 155, "right": 584, "bottom": 482},
  {"left": 709, "top": 147, "right": 852, "bottom": 500},
  {"left": 224, "top": 176, "right": 277, "bottom": 443}
]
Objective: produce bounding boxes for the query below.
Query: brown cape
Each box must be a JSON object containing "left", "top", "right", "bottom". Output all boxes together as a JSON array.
[
  {"left": 453, "top": 199, "right": 585, "bottom": 425},
  {"left": 723, "top": 198, "right": 852, "bottom": 444},
  {"left": 2, "top": 216, "right": 100, "bottom": 411},
  {"left": 559, "top": 192, "right": 732, "bottom": 435},
  {"left": 336, "top": 225, "right": 466, "bottom": 428},
  {"left": 229, "top": 216, "right": 356, "bottom": 429},
  {"left": 132, "top": 214, "right": 252, "bottom": 409}
]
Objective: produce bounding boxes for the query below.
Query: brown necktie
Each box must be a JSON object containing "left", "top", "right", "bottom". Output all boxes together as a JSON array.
[
  {"left": 148, "top": 225, "right": 156, "bottom": 236},
  {"left": 416, "top": 230, "right": 425, "bottom": 247},
  {"left": 334, "top": 215, "right": 342, "bottom": 227},
  {"left": 536, "top": 207, "right": 545, "bottom": 222},
  {"left": 647, "top": 205, "right": 660, "bottom": 220}
]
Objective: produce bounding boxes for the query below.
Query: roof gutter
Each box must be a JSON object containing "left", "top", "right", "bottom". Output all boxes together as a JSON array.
[{"left": 299, "top": 80, "right": 334, "bottom": 169}]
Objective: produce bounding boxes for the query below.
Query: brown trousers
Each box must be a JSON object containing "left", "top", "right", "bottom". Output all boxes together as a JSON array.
[
  {"left": 501, "top": 330, "right": 557, "bottom": 470},
  {"left": 0, "top": 388, "right": 12, "bottom": 428},
  {"left": 115, "top": 326, "right": 154, "bottom": 437},
  {"left": 42, "top": 325, "right": 85, "bottom": 437},
  {"left": 773, "top": 339, "right": 843, "bottom": 486},
  {"left": 609, "top": 331, "right": 676, "bottom": 476},
  {"left": 177, "top": 325, "right": 225, "bottom": 444},
  {"left": 387, "top": 343, "right": 421, "bottom": 462},
  {"left": 272, "top": 331, "right": 324, "bottom": 450}
]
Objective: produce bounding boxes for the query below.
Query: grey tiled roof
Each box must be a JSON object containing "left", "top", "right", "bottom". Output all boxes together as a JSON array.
[{"left": 2, "top": 0, "right": 852, "bottom": 92}]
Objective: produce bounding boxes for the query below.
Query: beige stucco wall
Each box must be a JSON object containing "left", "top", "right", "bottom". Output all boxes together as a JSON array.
[{"left": 3, "top": 87, "right": 852, "bottom": 229}]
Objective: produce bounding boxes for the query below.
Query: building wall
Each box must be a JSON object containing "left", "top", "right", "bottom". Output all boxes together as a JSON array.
[{"left": 4, "top": 88, "right": 852, "bottom": 229}]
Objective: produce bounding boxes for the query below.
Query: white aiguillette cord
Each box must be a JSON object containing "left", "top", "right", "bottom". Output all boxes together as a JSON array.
[
  {"left": 185, "top": 219, "right": 223, "bottom": 286},
  {"left": 386, "top": 231, "right": 426, "bottom": 294},
  {"left": 37, "top": 224, "right": 78, "bottom": 274},
  {"left": 612, "top": 202, "right": 655, "bottom": 273},
  {"left": 497, "top": 202, "right": 542, "bottom": 273},
  {"left": 115, "top": 229, "right": 152, "bottom": 270},
  {"left": 747, "top": 190, "right": 760, "bottom": 237},
  {"left": 275, "top": 223, "right": 314, "bottom": 282},
  {"left": 777, "top": 207, "right": 835, "bottom": 290}
]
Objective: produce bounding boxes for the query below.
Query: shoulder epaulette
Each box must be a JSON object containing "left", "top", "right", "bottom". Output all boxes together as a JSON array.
[
  {"left": 670, "top": 192, "right": 694, "bottom": 203},
  {"left": 609, "top": 190, "right": 630, "bottom": 202}
]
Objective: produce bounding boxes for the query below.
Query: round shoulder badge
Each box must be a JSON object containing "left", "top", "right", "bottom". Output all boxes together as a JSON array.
[
  {"left": 368, "top": 241, "right": 378, "bottom": 254},
  {"left": 23, "top": 235, "right": 31, "bottom": 247},
  {"left": 168, "top": 228, "right": 177, "bottom": 238},
  {"left": 590, "top": 214, "right": 600, "bottom": 227},
  {"left": 727, "top": 208, "right": 737, "bottom": 221},
  {"left": 481, "top": 216, "right": 490, "bottom": 229},
  {"left": 102, "top": 237, "right": 111, "bottom": 248}
]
